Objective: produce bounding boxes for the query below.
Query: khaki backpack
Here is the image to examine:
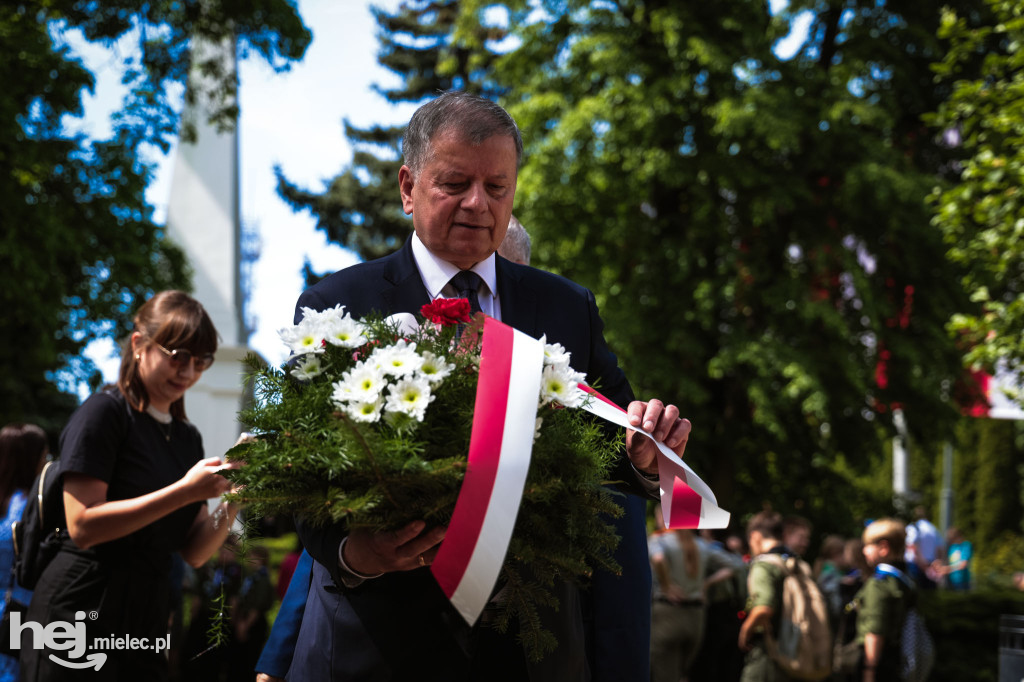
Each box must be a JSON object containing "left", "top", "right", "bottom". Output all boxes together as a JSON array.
[{"left": 753, "top": 553, "right": 833, "bottom": 681}]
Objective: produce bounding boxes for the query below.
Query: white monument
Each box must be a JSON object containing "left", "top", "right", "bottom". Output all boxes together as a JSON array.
[{"left": 165, "top": 37, "right": 255, "bottom": 460}]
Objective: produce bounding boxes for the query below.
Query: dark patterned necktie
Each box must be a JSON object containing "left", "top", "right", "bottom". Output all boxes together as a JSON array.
[{"left": 449, "top": 270, "right": 483, "bottom": 316}]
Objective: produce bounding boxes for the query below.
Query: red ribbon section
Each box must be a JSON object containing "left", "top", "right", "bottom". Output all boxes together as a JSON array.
[{"left": 432, "top": 318, "right": 513, "bottom": 599}]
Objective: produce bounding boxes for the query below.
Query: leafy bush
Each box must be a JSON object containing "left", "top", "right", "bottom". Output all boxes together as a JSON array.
[
  {"left": 974, "top": 532, "right": 1024, "bottom": 589},
  {"left": 918, "top": 589, "right": 1024, "bottom": 682}
]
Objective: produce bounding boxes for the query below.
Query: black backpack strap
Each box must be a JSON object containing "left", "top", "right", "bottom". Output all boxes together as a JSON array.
[{"left": 36, "top": 460, "right": 55, "bottom": 532}]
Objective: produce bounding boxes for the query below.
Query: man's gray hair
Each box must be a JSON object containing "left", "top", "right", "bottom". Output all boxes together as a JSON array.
[
  {"left": 498, "top": 215, "right": 532, "bottom": 265},
  {"left": 402, "top": 90, "right": 524, "bottom": 174}
]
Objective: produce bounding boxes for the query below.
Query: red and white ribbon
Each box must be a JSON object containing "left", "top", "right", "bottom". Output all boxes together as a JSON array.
[
  {"left": 575, "top": 385, "right": 730, "bottom": 530},
  {"left": 432, "top": 317, "right": 728, "bottom": 626},
  {"left": 431, "top": 317, "right": 544, "bottom": 626}
]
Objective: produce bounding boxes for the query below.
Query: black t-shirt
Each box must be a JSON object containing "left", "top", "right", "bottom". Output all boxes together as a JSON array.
[{"left": 59, "top": 388, "right": 205, "bottom": 556}]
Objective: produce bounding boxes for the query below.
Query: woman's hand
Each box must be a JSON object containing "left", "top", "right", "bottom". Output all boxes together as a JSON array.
[
  {"left": 65, "top": 459, "right": 237, "bottom": 551},
  {"left": 178, "top": 457, "right": 239, "bottom": 503}
]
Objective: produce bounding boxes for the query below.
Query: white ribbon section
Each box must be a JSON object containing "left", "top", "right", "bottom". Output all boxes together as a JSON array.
[{"left": 575, "top": 386, "right": 730, "bottom": 529}]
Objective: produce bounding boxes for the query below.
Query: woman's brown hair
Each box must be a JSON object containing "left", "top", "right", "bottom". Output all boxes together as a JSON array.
[
  {"left": 0, "top": 423, "right": 48, "bottom": 510},
  {"left": 118, "top": 290, "right": 218, "bottom": 420}
]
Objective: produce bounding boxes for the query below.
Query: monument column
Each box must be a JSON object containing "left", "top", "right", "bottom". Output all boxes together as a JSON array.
[{"left": 166, "top": 36, "right": 253, "bottom": 460}]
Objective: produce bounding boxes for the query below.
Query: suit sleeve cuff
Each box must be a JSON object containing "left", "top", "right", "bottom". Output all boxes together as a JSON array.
[
  {"left": 632, "top": 463, "right": 661, "bottom": 496},
  {"left": 337, "top": 536, "right": 384, "bottom": 588}
]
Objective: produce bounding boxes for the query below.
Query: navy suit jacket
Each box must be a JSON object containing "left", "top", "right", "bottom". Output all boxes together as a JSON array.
[
  {"left": 288, "top": 239, "right": 651, "bottom": 681},
  {"left": 255, "top": 550, "right": 313, "bottom": 677}
]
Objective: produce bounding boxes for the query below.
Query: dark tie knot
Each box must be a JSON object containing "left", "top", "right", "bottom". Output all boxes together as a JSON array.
[
  {"left": 449, "top": 270, "right": 483, "bottom": 315},
  {"left": 449, "top": 270, "right": 483, "bottom": 295}
]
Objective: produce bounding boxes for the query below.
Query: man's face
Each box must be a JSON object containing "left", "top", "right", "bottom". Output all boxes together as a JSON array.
[
  {"left": 785, "top": 526, "right": 811, "bottom": 556},
  {"left": 862, "top": 540, "right": 880, "bottom": 567},
  {"left": 400, "top": 129, "right": 517, "bottom": 270},
  {"left": 748, "top": 530, "right": 764, "bottom": 557}
]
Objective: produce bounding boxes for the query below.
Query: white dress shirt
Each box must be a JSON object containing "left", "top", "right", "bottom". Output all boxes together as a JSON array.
[{"left": 410, "top": 233, "right": 502, "bottom": 320}]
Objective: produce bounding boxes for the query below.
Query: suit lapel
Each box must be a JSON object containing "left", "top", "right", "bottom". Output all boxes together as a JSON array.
[
  {"left": 496, "top": 257, "right": 539, "bottom": 336},
  {"left": 382, "top": 238, "right": 432, "bottom": 314}
]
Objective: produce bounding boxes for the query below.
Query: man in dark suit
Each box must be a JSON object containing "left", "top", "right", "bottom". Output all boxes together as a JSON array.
[{"left": 288, "top": 91, "right": 691, "bottom": 681}]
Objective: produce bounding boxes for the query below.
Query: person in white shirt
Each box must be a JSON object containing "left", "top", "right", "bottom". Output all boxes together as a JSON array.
[{"left": 904, "top": 506, "right": 941, "bottom": 589}]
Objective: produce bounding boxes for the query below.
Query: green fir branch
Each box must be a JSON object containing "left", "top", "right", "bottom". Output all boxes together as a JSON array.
[
  {"left": 204, "top": 587, "right": 230, "bottom": 653},
  {"left": 335, "top": 410, "right": 400, "bottom": 509}
]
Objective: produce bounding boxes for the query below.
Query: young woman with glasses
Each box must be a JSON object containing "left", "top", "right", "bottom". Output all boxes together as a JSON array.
[{"left": 21, "top": 290, "right": 242, "bottom": 681}]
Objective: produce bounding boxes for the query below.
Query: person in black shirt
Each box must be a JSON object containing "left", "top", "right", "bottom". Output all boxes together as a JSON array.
[{"left": 20, "top": 291, "right": 241, "bottom": 681}]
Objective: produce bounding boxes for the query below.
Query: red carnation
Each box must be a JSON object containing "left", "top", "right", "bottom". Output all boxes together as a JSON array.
[{"left": 421, "top": 298, "right": 471, "bottom": 326}]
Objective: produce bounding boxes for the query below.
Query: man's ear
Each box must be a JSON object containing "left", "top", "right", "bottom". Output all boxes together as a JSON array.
[{"left": 399, "top": 165, "right": 415, "bottom": 215}]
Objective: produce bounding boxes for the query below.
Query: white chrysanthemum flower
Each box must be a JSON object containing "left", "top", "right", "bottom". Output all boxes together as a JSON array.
[
  {"left": 332, "top": 364, "right": 387, "bottom": 404},
  {"left": 345, "top": 397, "right": 383, "bottom": 423},
  {"left": 299, "top": 304, "right": 346, "bottom": 325},
  {"left": 278, "top": 316, "right": 327, "bottom": 355},
  {"left": 385, "top": 376, "right": 434, "bottom": 421},
  {"left": 540, "top": 336, "right": 571, "bottom": 368},
  {"left": 539, "top": 364, "right": 586, "bottom": 407},
  {"left": 418, "top": 351, "right": 454, "bottom": 384},
  {"left": 291, "top": 355, "right": 325, "bottom": 381},
  {"left": 323, "top": 314, "right": 368, "bottom": 348},
  {"left": 373, "top": 339, "right": 424, "bottom": 377}
]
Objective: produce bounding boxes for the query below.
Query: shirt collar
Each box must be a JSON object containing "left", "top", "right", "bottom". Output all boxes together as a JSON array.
[
  {"left": 146, "top": 404, "right": 172, "bottom": 424},
  {"left": 410, "top": 232, "right": 497, "bottom": 300}
]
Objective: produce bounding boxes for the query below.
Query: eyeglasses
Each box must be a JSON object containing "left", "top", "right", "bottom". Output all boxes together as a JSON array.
[{"left": 153, "top": 343, "right": 215, "bottom": 372}]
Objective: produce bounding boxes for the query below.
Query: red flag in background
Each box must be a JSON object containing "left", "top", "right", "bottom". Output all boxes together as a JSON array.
[{"left": 958, "top": 365, "right": 1024, "bottom": 419}]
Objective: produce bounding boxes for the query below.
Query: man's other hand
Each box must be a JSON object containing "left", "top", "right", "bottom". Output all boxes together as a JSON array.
[
  {"left": 625, "top": 399, "right": 691, "bottom": 474},
  {"left": 343, "top": 520, "right": 447, "bottom": 575}
]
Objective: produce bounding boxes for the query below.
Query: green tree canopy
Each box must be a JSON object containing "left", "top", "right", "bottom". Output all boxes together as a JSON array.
[
  {"left": 0, "top": 1, "right": 310, "bottom": 431},
  {"left": 928, "top": 0, "right": 1024, "bottom": 395}
]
